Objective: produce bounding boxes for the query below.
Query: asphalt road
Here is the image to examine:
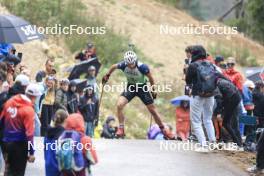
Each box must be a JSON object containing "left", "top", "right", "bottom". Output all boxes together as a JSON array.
[{"left": 25, "top": 138, "right": 248, "bottom": 176}]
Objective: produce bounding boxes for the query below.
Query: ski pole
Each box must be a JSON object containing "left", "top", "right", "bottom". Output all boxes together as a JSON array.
[{"left": 98, "top": 82, "right": 106, "bottom": 111}]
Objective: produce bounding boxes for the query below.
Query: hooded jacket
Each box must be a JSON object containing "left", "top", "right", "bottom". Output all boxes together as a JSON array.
[
  {"left": 65, "top": 114, "right": 98, "bottom": 165},
  {"left": 67, "top": 84, "right": 79, "bottom": 114},
  {"left": 0, "top": 94, "right": 35, "bottom": 154},
  {"left": 78, "top": 92, "right": 99, "bottom": 123}
]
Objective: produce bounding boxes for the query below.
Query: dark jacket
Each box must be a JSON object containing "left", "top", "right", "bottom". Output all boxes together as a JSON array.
[
  {"left": 44, "top": 126, "right": 65, "bottom": 176},
  {"left": 253, "top": 90, "right": 264, "bottom": 118},
  {"left": 78, "top": 95, "right": 99, "bottom": 123},
  {"left": 214, "top": 78, "right": 241, "bottom": 115},
  {"left": 101, "top": 117, "right": 117, "bottom": 139},
  {"left": 67, "top": 91, "right": 79, "bottom": 114}
]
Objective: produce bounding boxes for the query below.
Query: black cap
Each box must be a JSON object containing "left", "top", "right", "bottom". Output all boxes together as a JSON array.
[{"left": 215, "top": 55, "right": 224, "bottom": 63}]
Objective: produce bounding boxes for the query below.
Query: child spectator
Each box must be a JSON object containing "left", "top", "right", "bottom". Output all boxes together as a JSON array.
[
  {"left": 44, "top": 109, "right": 68, "bottom": 176},
  {"left": 62, "top": 113, "right": 98, "bottom": 176},
  {"left": 101, "top": 116, "right": 117, "bottom": 139},
  {"left": 242, "top": 80, "right": 255, "bottom": 115},
  {"left": 55, "top": 79, "right": 69, "bottom": 112},
  {"left": 67, "top": 80, "right": 79, "bottom": 114},
  {"left": 175, "top": 100, "right": 190, "bottom": 141},
  {"left": 78, "top": 86, "right": 99, "bottom": 137},
  {"left": 86, "top": 66, "right": 98, "bottom": 98}
]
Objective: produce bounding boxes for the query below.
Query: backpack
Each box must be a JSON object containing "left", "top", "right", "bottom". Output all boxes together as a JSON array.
[
  {"left": 56, "top": 130, "right": 85, "bottom": 173},
  {"left": 196, "top": 60, "right": 217, "bottom": 97}
]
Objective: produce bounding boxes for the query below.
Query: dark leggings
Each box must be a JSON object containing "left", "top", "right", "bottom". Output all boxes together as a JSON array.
[
  {"left": 40, "top": 104, "right": 54, "bottom": 136},
  {"left": 3, "top": 141, "right": 28, "bottom": 176},
  {"left": 257, "top": 131, "right": 264, "bottom": 169},
  {"left": 223, "top": 93, "right": 243, "bottom": 147}
]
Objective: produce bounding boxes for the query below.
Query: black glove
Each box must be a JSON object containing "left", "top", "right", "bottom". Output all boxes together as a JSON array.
[
  {"left": 151, "top": 91, "right": 157, "bottom": 99},
  {"left": 102, "top": 74, "right": 110, "bottom": 84}
]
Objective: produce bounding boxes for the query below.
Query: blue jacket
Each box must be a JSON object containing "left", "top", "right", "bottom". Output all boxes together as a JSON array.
[
  {"left": 242, "top": 86, "right": 253, "bottom": 106},
  {"left": 44, "top": 126, "right": 64, "bottom": 176}
]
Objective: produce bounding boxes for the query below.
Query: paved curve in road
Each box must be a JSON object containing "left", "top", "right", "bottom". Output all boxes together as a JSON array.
[{"left": 25, "top": 138, "right": 248, "bottom": 176}]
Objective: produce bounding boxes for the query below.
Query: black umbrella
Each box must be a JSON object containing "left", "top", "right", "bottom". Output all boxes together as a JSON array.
[
  {"left": 247, "top": 70, "right": 264, "bottom": 83},
  {"left": 0, "top": 15, "right": 43, "bottom": 43},
  {"left": 68, "top": 58, "right": 101, "bottom": 80},
  {"left": 72, "top": 79, "right": 87, "bottom": 93}
]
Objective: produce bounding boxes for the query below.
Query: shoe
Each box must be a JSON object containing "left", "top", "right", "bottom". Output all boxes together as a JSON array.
[
  {"left": 247, "top": 165, "right": 264, "bottom": 174},
  {"left": 195, "top": 146, "right": 209, "bottom": 153},
  {"left": 116, "top": 127, "right": 125, "bottom": 138},
  {"left": 208, "top": 142, "right": 219, "bottom": 150},
  {"left": 162, "top": 128, "right": 175, "bottom": 140}
]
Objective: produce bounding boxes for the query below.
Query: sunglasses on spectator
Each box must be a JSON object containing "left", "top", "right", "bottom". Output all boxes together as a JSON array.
[{"left": 227, "top": 63, "right": 235, "bottom": 67}]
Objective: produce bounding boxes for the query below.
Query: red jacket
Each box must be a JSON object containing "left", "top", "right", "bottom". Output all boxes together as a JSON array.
[
  {"left": 0, "top": 94, "right": 35, "bottom": 154},
  {"left": 224, "top": 68, "right": 244, "bottom": 92}
]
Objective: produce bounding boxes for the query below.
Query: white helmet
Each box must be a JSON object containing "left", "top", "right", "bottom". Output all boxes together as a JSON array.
[
  {"left": 124, "top": 51, "right": 137, "bottom": 64},
  {"left": 26, "top": 83, "right": 42, "bottom": 97}
]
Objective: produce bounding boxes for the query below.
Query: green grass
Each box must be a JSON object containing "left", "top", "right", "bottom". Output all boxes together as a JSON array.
[
  {"left": 208, "top": 42, "right": 259, "bottom": 67},
  {"left": 2, "top": 0, "right": 176, "bottom": 139}
]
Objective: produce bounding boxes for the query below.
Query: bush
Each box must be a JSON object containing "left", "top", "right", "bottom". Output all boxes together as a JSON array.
[{"left": 208, "top": 42, "right": 259, "bottom": 67}]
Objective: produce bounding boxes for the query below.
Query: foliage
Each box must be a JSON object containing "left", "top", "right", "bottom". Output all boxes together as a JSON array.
[{"left": 208, "top": 42, "right": 259, "bottom": 67}]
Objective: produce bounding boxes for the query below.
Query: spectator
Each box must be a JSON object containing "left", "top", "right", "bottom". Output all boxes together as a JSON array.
[
  {"left": 34, "top": 75, "right": 46, "bottom": 137},
  {"left": 185, "top": 45, "right": 216, "bottom": 151},
  {"left": 253, "top": 81, "right": 264, "bottom": 128},
  {"left": 101, "top": 116, "right": 117, "bottom": 139},
  {"left": 0, "top": 43, "right": 12, "bottom": 58},
  {"left": 147, "top": 124, "right": 174, "bottom": 140},
  {"left": 243, "top": 80, "right": 255, "bottom": 115},
  {"left": 67, "top": 80, "right": 79, "bottom": 114},
  {"left": 86, "top": 65, "right": 98, "bottom": 98},
  {"left": 175, "top": 100, "right": 190, "bottom": 141},
  {"left": 75, "top": 43, "right": 97, "bottom": 61},
  {"left": 63, "top": 113, "right": 98, "bottom": 176},
  {"left": 214, "top": 55, "right": 226, "bottom": 73},
  {"left": 213, "top": 91, "right": 224, "bottom": 142},
  {"left": 183, "top": 46, "right": 192, "bottom": 75},
  {"left": 247, "top": 130, "right": 264, "bottom": 174},
  {"left": 54, "top": 78, "right": 69, "bottom": 112},
  {"left": 44, "top": 109, "right": 68, "bottom": 176},
  {"left": 224, "top": 57, "right": 244, "bottom": 93},
  {"left": 0, "top": 74, "right": 30, "bottom": 112},
  {"left": 35, "top": 58, "right": 55, "bottom": 82},
  {"left": 0, "top": 84, "right": 41, "bottom": 176},
  {"left": 216, "top": 78, "right": 243, "bottom": 147},
  {"left": 40, "top": 76, "right": 56, "bottom": 136},
  {"left": 78, "top": 86, "right": 99, "bottom": 137}
]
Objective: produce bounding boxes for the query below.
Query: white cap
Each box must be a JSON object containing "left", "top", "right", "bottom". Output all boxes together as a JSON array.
[
  {"left": 26, "top": 83, "right": 42, "bottom": 97},
  {"left": 244, "top": 80, "right": 255, "bottom": 89},
  {"left": 15, "top": 74, "right": 30, "bottom": 86}
]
